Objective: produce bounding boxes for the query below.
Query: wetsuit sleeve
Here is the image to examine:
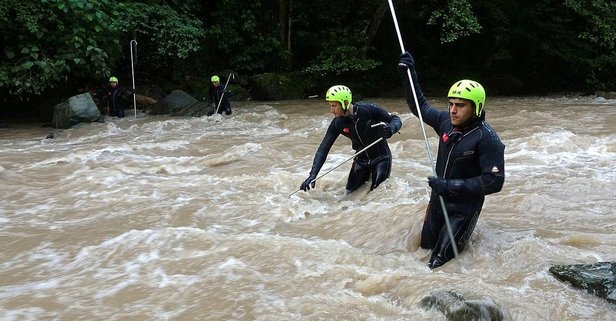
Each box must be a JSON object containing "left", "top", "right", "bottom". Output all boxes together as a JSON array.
[
  {"left": 401, "top": 64, "right": 447, "bottom": 132},
  {"left": 120, "top": 87, "right": 133, "bottom": 99},
  {"left": 308, "top": 120, "right": 340, "bottom": 177},
  {"left": 445, "top": 131, "right": 505, "bottom": 197},
  {"left": 388, "top": 114, "right": 402, "bottom": 134},
  {"left": 367, "top": 104, "right": 403, "bottom": 135},
  {"left": 477, "top": 130, "right": 505, "bottom": 195}
]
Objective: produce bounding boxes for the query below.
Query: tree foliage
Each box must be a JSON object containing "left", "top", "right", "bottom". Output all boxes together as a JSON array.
[
  {"left": 0, "top": 0, "right": 121, "bottom": 95},
  {"left": 114, "top": 2, "right": 204, "bottom": 60},
  {"left": 427, "top": 0, "right": 482, "bottom": 43},
  {"left": 109, "top": 2, "right": 204, "bottom": 82},
  {"left": 201, "top": 0, "right": 290, "bottom": 74},
  {"left": 0, "top": 0, "right": 615, "bottom": 102}
]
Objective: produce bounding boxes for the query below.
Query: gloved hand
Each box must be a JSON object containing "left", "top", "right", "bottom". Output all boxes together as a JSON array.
[
  {"left": 382, "top": 123, "right": 395, "bottom": 139},
  {"left": 428, "top": 176, "right": 449, "bottom": 196},
  {"left": 300, "top": 175, "right": 317, "bottom": 191},
  {"left": 398, "top": 51, "right": 415, "bottom": 72}
]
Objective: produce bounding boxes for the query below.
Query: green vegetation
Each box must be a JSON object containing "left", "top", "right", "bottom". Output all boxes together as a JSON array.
[{"left": 1, "top": 0, "right": 614, "bottom": 108}]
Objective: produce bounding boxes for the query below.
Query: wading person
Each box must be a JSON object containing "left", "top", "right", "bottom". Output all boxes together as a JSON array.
[
  {"left": 209, "top": 75, "right": 232, "bottom": 115},
  {"left": 300, "top": 85, "right": 402, "bottom": 194},
  {"left": 96, "top": 76, "right": 132, "bottom": 118},
  {"left": 397, "top": 52, "right": 505, "bottom": 269}
]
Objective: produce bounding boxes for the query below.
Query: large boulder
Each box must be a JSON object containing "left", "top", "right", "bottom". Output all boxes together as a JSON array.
[
  {"left": 148, "top": 89, "right": 214, "bottom": 116},
  {"left": 52, "top": 93, "right": 103, "bottom": 129},
  {"left": 550, "top": 262, "right": 616, "bottom": 304}
]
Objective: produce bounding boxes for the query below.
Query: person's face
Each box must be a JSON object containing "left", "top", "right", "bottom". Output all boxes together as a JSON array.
[
  {"left": 329, "top": 101, "right": 346, "bottom": 117},
  {"left": 110, "top": 81, "right": 118, "bottom": 87},
  {"left": 212, "top": 81, "right": 220, "bottom": 87},
  {"left": 448, "top": 98, "right": 475, "bottom": 127}
]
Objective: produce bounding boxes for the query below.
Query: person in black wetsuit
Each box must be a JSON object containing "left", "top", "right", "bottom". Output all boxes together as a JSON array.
[
  {"left": 96, "top": 76, "right": 132, "bottom": 118},
  {"left": 300, "top": 85, "right": 402, "bottom": 194},
  {"left": 398, "top": 52, "right": 505, "bottom": 269},
  {"left": 209, "top": 75, "right": 232, "bottom": 115}
]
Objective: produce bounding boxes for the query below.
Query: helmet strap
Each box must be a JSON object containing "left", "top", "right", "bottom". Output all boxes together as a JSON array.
[{"left": 342, "top": 100, "right": 350, "bottom": 110}]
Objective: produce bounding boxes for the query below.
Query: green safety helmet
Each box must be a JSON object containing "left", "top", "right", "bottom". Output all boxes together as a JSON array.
[
  {"left": 211, "top": 75, "right": 220, "bottom": 83},
  {"left": 325, "top": 85, "right": 352, "bottom": 110},
  {"left": 109, "top": 76, "right": 118, "bottom": 83},
  {"left": 447, "top": 79, "right": 485, "bottom": 117}
]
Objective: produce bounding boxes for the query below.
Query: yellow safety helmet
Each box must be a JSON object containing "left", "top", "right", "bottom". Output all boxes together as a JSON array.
[
  {"left": 325, "top": 85, "right": 352, "bottom": 110},
  {"left": 448, "top": 79, "right": 486, "bottom": 117}
]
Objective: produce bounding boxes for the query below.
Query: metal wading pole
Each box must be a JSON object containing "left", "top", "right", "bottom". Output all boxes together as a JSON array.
[
  {"left": 215, "top": 72, "right": 235, "bottom": 115},
  {"left": 387, "top": 0, "right": 459, "bottom": 259},
  {"left": 130, "top": 39, "right": 138, "bottom": 119},
  {"left": 289, "top": 137, "right": 384, "bottom": 197}
]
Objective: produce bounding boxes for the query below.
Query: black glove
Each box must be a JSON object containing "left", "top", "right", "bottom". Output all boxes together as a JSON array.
[
  {"left": 398, "top": 51, "right": 415, "bottom": 72},
  {"left": 428, "top": 176, "right": 449, "bottom": 196},
  {"left": 382, "top": 123, "right": 395, "bottom": 139},
  {"left": 300, "top": 175, "right": 317, "bottom": 191}
]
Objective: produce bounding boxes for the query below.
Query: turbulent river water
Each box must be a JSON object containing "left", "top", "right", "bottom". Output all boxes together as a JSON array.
[{"left": 1, "top": 96, "right": 615, "bottom": 320}]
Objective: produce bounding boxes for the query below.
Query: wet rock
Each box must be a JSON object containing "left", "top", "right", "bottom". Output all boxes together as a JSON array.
[
  {"left": 52, "top": 93, "right": 104, "bottom": 129},
  {"left": 148, "top": 89, "right": 214, "bottom": 116},
  {"left": 595, "top": 91, "right": 616, "bottom": 99},
  {"left": 549, "top": 261, "right": 616, "bottom": 304},
  {"left": 420, "top": 290, "right": 505, "bottom": 321}
]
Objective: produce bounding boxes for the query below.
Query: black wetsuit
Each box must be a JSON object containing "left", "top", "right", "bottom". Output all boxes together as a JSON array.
[
  {"left": 307, "top": 102, "right": 402, "bottom": 193},
  {"left": 402, "top": 69, "right": 505, "bottom": 268},
  {"left": 209, "top": 84, "right": 232, "bottom": 115},
  {"left": 97, "top": 85, "right": 130, "bottom": 118}
]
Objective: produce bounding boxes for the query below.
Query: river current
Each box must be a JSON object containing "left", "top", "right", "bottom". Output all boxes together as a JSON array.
[{"left": 1, "top": 96, "right": 615, "bottom": 320}]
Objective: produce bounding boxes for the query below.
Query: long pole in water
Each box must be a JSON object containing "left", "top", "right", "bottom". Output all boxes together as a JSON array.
[
  {"left": 387, "top": 0, "right": 459, "bottom": 259},
  {"left": 130, "top": 39, "right": 138, "bottom": 119},
  {"left": 289, "top": 137, "right": 384, "bottom": 197},
  {"left": 215, "top": 73, "right": 235, "bottom": 115}
]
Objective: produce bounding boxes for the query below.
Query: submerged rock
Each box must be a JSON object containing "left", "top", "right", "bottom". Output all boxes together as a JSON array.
[
  {"left": 148, "top": 89, "right": 214, "bottom": 116},
  {"left": 420, "top": 290, "right": 506, "bottom": 321},
  {"left": 549, "top": 262, "right": 616, "bottom": 304}
]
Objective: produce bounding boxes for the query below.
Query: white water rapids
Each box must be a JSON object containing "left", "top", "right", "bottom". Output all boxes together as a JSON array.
[{"left": 1, "top": 97, "right": 615, "bottom": 320}]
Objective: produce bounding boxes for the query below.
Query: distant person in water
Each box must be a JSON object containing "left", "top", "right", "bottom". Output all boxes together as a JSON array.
[
  {"left": 398, "top": 51, "right": 505, "bottom": 269},
  {"left": 96, "top": 76, "right": 132, "bottom": 118},
  {"left": 299, "top": 85, "right": 402, "bottom": 194},
  {"left": 209, "top": 75, "right": 232, "bottom": 115}
]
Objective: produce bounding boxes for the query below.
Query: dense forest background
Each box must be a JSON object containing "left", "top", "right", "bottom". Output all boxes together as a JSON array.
[{"left": 1, "top": 0, "right": 615, "bottom": 119}]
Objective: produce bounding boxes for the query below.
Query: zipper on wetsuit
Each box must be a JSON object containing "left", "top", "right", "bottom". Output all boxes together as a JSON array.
[
  {"left": 442, "top": 127, "right": 479, "bottom": 177},
  {"left": 353, "top": 117, "right": 374, "bottom": 164}
]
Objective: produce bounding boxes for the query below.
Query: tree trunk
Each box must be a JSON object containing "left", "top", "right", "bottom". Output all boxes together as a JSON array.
[
  {"left": 279, "top": 0, "right": 292, "bottom": 51},
  {"left": 359, "top": 1, "right": 388, "bottom": 56}
]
